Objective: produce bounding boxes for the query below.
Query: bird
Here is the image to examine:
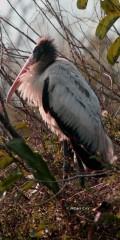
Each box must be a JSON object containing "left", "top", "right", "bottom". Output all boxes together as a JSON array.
[{"left": 6, "top": 37, "right": 116, "bottom": 178}]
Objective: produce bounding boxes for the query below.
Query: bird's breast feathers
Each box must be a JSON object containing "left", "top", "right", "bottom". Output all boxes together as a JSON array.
[
  {"left": 39, "top": 104, "right": 68, "bottom": 140},
  {"left": 17, "top": 61, "right": 68, "bottom": 140}
]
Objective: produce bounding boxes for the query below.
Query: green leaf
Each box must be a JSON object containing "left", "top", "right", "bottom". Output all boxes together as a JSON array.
[
  {"left": 14, "top": 121, "right": 30, "bottom": 138},
  {"left": 96, "top": 13, "right": 120, "bottom": 39},
  {"left": 0, "top": 150, "right": 14, "bottom": 169},
  {"left": 14, "top": 121, "right": 28, "bottom": 130},
  {"left": 77, "top": 0, "right": 88, "bottom": 9},
  {"left": 20, "top": 180, "right": 35, "bottom": 191},
  {"left": 101, "top": 0, "right": 120, "bottom": 14},
  {"left": 0, "top": 170, "right": 22, "bottom": 193},
  {"left": 107, "top": 37, "right": 120, "bottom": 64},
  {"left": 7, "top": 138, "right": 59, "bottom": 194}
]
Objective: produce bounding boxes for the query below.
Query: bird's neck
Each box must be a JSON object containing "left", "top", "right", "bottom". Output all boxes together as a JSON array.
[
  {"left": 38, "top": 59, "right": 55, "bottom": 74},
  {"left": 37, "top": 52, "right": 57, "bottom": 74}
]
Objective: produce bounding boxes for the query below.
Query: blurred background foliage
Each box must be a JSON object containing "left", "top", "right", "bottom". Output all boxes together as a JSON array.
[{"left": 77, "top": 0, "right": 120, "bottom": 64}]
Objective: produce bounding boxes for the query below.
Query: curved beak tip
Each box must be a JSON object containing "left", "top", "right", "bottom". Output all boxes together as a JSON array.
[{"left": 6, "top": 54, "right": 34, "bottom": 103}]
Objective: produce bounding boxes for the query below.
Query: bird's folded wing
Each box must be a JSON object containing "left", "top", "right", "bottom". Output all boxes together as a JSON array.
[{"left": 42, "top": 73, "right": 102, "bottom": 154}]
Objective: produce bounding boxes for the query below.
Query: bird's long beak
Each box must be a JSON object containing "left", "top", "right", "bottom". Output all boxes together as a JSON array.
[{"left": 6, "top": 54, "right": 35, "bottom": 103}]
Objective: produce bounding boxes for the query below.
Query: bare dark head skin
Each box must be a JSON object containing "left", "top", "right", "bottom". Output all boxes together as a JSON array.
[{"left": 32, "top": 38, "right": 57, "bottom": 70}]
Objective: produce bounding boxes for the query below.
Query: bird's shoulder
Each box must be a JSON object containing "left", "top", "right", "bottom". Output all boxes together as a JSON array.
[{"left": 45, "top": 58, "right": 101, "bottom": 115}]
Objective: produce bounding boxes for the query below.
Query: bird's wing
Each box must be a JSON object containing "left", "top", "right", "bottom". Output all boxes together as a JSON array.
[{"left": 42, "top": 60, "right": 102, "bottom": 154}]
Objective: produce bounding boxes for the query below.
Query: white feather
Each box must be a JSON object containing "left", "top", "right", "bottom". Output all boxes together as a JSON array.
[{"left": 17, "top": 62, "right": 68, "bottom": 140}]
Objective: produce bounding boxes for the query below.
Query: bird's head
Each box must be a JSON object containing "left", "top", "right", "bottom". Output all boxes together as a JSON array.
[
  {"left": 6, "top": 37, "right": 57, "bottom": 103},
  {"left": 33, "top": 37, "right": 57, "bottom": 64}
]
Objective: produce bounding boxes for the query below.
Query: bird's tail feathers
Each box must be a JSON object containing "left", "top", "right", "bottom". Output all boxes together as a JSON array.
[
  {"left": 100, "top": 133, "right": 117, "bottom": 164},
  {"left": 104, "top": 134, "right": 117, "bottom": 164}
]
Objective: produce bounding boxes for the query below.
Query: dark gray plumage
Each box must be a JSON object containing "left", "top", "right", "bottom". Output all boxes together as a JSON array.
[{"left": 7, "top": 37, "right": 116, "bottom": 170}]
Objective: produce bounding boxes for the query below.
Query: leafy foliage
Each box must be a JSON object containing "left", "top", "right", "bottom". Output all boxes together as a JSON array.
[
  {"left": 96, "top": 13, "right": 120, "bottom": 40},
  {"left": 0, "top": 150, "right": 14, "bottom": 169},
  {"left": 77, "top": 0, "right": 88, "bottom": 9},
  {"left": 76, "top": 0, "right": 120, "bottom": 64},
  {"left": 0, "top": 100, "right": 59, "bottom": 195},
  {"left": 0, "top": 170, "right": 23, "bottom": 194},
  {"left": 107, "top": 36, "right": 120, "bottom": 64},
  {"left": 101, "top": 0, "right": 120, "bottom": 14},
  {"left": 7, "top": 138, "right": 59, "bottom": 194}
]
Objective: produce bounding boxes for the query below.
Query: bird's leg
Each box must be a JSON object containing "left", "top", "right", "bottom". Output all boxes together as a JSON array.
[
  {"left": 70, "top": 141, "right": 87, "bottom": 187},
  {"left": 62, "top": 140, "right": 71, "bottom": 180},
  {"left": 74, "top": 152, "right": 86, "bottom": 188}
]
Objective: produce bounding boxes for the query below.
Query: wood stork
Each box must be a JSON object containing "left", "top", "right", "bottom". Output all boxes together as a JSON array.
[{"left": 6, "top": 37, "right": 116, "bottom": 177}]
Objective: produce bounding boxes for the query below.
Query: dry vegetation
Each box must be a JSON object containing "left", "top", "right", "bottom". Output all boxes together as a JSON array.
[
  {"left": 0, "top": 0, "right": 120, "bottom": 239},
  {"left": 0, "top": 111, "right": 120, "bottom": 239}
]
